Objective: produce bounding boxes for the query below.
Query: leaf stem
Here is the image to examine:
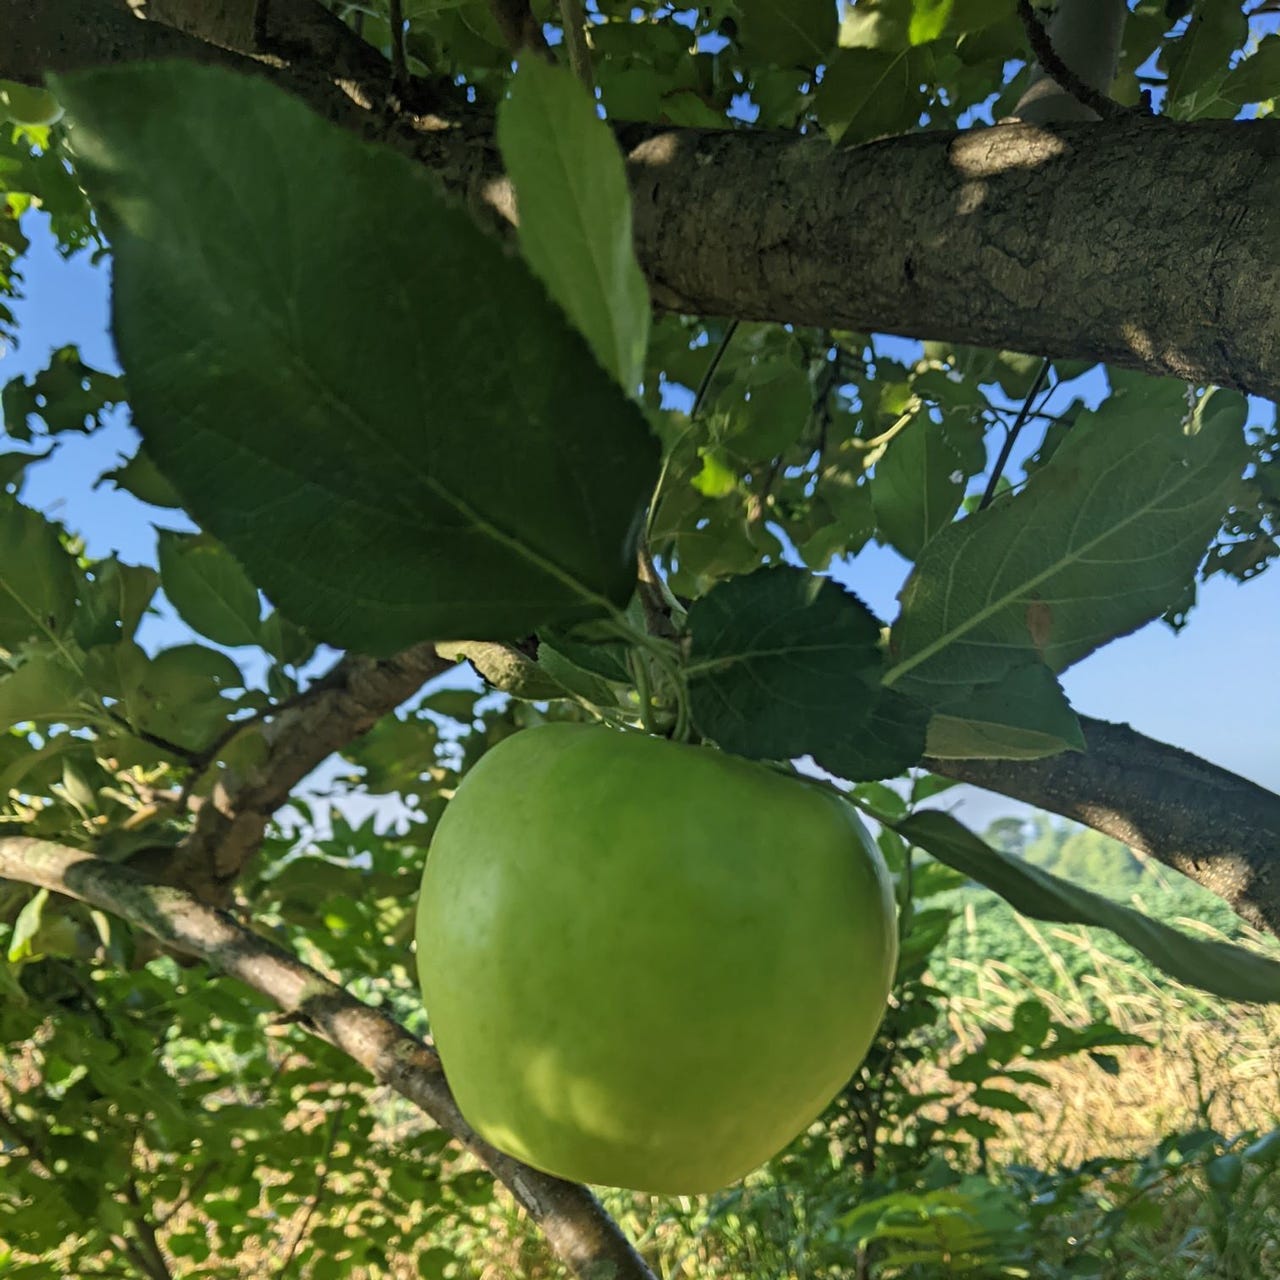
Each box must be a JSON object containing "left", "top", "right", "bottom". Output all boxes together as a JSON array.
[
  {"left": 559, "top": 0, "right": 594, "bottom": 91},
  {"left": 978, "top": 358, "right": 1052, "bottom": 510}
]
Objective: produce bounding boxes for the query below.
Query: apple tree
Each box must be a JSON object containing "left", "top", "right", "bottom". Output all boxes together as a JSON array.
[{"left": 1, "top": 0, "right": 1279, "bottom": 1276}]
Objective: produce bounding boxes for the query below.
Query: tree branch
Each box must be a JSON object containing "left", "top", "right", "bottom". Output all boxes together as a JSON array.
[
  {"left": 1014, "top": 0, "right": 1132, "bottom": 123},
  {"left": 0, "top": 837, "right": 657, "bottom": 1280},
  {"left": 4, "top": 0, "right": 1278, "bottom": 403},
  {"left": 153, "top": 642, "right": 451, "bottom": 902},
  {"left": 928, "top": 716, "right": 1280, "bottom": 938}
]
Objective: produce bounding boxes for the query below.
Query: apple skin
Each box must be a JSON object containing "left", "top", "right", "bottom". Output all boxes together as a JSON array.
[
  {"left": 416, "top": 722, "right": 898, "bottom": 1195},
  {"left": 0, "top": 81, "right": 63, "bottom": 127}
]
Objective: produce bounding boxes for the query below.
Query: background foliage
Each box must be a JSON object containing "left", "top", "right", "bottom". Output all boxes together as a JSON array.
[{"left": 1, "top": 0, "right": 1279, "bottom": 1277}]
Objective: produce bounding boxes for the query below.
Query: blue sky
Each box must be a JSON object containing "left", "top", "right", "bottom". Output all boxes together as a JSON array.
[{"left": 4, "top": 213, "right": 1277, "bottom": 831}]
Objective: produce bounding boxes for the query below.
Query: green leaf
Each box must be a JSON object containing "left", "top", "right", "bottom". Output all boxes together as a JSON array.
[
  {"left": 73, "top": 557, "right": 158, "bottom": 650},
  {"left": 969, "top": 1087, "right": 1034, "bottom": 1115},
  {"left": 0, "top": 449, "right": 46, "bottom": 493},
  {"left": 924, "top": 661, "right": 1084, "bottom": 760},
  {"left": 537, "top": 631, "right": 632, "bottom": 683},
  {"left": 737, "top": 0, "right": 839, "bottom": 68},
  {"left": 498, "top": 59, "right": 650, "bottom": 393},
  {"left": 691, "top": 447, "right": 739, "bottom": 498},
  {"left": 899, "top": 810, "right": 1280, "bottom": 1004},
  {"left": 815, "top": 47, "right": 929, "bottom": 145},
  {"left": 8, "top": 888, "right": 49, "bottom": 963},
  {"left": 1, "top": 346, "right": 124, "bottom": 441},
  {"left": 1164, "top": 2, "right": 1248, "bottom": 112},
  {"left": 0, "top": 498, "right": 77, "bottom": 647},
  {"left": 1220, "top": 34, "right": 1280, "bottom": 106},
  {"left": 687, "top": 567, "right": 927, "bottom": 780},
  {"left": 535, "top": 642, "right": 619, "bottom": 706},
  {"left": 722, "top": 357, "right": 812, "bottom": 460},
  {"left": 158, "top": 531, "right": 262, "bottom": 648},
  {"left": 871, "top": 416, "right": 967, "bottom": 559},
  {"left": 258, "top": 608, "right": 314, "bottom": 667},
  {"left": 84, "top": 641, "right": 240, "bottom": 753},
  {"left": 0, "top": 650, "right": 86, "bottom": 727},
  {"left": 56, "top": 63, "right": 659, "bottom": 655},
  {"left": 886, "top": 386, "right": 1248, "bottom": 705},
  {"left": 909, "top": 0, "right": 953, "bottom": 45},
  {"left": 98, "top": 448, "right": 183, "bottom": 509}
]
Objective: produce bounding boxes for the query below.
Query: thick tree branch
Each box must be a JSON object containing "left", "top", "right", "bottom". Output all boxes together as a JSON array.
[
  {"left": 5, "top": 0, "right": 1279, "bottom": 403},
  {"left": 157, "top": 642, "right": 452, "bottom": 901},
  {"left": 0, "top": 837, "right": 657, "bottom": 1280},
  {"left": 929, "top": 716, "right": 1280, "bottom": 938}
]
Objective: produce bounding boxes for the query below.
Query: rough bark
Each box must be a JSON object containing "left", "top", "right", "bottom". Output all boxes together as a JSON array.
[
  {"left": 5, "top": 0, "right": 1280, "bottom": 402},
  {"left": 0, "top": 837, "right": 657, "bottom": 1280},
  {"left": 929, "top": 717, "right": 1280, "bottom": 938}
]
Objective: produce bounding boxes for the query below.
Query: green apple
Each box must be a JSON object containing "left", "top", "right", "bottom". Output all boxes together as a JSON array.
[
  {"left": 0, "top": 80, "right": 63, "bottom": 127},
  {"left": 416, "top": 722, "right": 897, "bottom": 1195}
]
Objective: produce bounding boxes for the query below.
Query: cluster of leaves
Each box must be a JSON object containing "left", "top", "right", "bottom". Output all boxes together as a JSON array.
[{"left": 0, "top": 763, "right": 515, "bottom": 1279}]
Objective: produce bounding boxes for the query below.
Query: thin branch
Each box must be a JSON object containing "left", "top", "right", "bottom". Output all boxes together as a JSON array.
[
  {"left": 488, "top": 0, "right": 548, "bottom": 54},
  {"left": 101, "top": 707, "right": 200, "bottom": 766},
  {"left": 386, "top": 0, "right": 407, "bottom": 93},
  {"left": 275, "top": 1095, "right": 346, "bottom": 1276},
  {"left": 977, "top": 357, "right": 1052, "bottom": 509},
  {"left": 559, "top": 0, "right": 594, "bottom": 92},
  {"left": 1015, "top": 0, "right": 1137, "bottom": 122},
  {"left": 0, "top": 837, "right": 657, "bottom": 1280},
  {"left": 151, "top": 641, "right": 451, "bottom": 902},
  {"left": 124, "top": 1171, "right": 174, "bottom": 1280},
  {"left": 691, "top": 320, "right": 739, "bottom": 420}
]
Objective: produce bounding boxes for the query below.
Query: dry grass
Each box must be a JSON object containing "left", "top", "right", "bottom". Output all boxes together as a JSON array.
[{"left": 933, "top": 916, "right": 1280, "bottom": 1168}]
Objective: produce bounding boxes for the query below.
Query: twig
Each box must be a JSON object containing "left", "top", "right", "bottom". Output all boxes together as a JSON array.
[
  {"left": 559, "top": 0, "right": 594, "bottom": 92},
  {"left": 691, "top": 319, "right": 739, "bottom": 420},
  {"left": 1015, "top": 0, "right": 1138, "bottom": 122},
  {"left": 275, "top": 1095, "right": 346, "bottom": 1276},
  {"left": 101, "top": 708, "right": 200, "bottom": 766},
  {"left": 0, "top": 837, "right": 658, "bottom": 1280},
  {"left": 488, "top": 0, "right": 548, "bottom": 54},
  {"left": 125, "top": 1170, "right": 174, "bottom": 1280},
  {"left": 159, "top": 642, "right": 451, "bottom": 902},
  {"left": 387, "top": 0, "right": 407, "bottom": 92},
  {"left": 977, "top": 357, "right": 1051, "bottom": 510}
]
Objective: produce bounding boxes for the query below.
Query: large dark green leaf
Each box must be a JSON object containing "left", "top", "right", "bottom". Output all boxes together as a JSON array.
[
  {"left": 56, "top": 64, "right": 659, "bottom": 655},
  {"left": 497, "top": 59, "right": 650, "bottom": 393},
  {"left": 687, "top": 567, "right": 927, "bottom": 780},
  {"left": 886, "top": 385, "right": 1248, "bottom": 703},
  {"left": 899, "top": 810, "right": 1280, "bottom": 1004}
]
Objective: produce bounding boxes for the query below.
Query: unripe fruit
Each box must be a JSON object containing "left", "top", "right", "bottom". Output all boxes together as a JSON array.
[{"left": 416, "top": 723, "right": 897, "bottom": 1194}]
